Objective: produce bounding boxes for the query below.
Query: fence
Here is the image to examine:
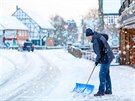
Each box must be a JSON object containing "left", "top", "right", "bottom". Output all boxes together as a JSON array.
[
  {"left": 81, "top": 50, "right": 96, "bottom": 61},
  {"left": 67, "top": 46, "right": 95, "bottom": 61}
]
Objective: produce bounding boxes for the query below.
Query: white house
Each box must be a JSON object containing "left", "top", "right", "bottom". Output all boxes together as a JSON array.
[
  {"left": 103, "top": 0, "right": 121, "bottom": 26},
  {"left": 12, "top": 6, "right": 55, "bottom": 46}
]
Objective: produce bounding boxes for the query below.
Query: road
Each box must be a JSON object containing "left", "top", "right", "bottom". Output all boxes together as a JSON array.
[
  {"left": 0, "top": 50, "right": 61, "bottom": 101},
  {"left": 0, "top": 49, "right": 135, "bottom": 101}
]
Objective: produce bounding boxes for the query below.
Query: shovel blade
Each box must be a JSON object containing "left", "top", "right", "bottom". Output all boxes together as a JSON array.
[{"left": 72, "top": 83, "right": 94, "bottom": 94}]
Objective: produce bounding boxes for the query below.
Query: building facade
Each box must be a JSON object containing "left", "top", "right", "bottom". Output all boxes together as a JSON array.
[{"left": 118, "top": 0, "right": 135, "bottom": 66}]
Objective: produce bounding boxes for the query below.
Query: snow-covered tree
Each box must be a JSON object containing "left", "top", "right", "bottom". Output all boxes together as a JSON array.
[
  {"left": 50, "top": 15, "right": 78, "bottom": 46},
  {"left": 66, "top": 20, "right": 78, "bottom": 44},
  {"left": 50, "top": 14, "right": 66, "bottom": 46},
  {"left": 84, "top": 8, "right": 99, "bottom": 32}
]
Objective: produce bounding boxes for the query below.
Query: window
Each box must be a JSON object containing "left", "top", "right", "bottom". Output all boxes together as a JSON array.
[{"left": 108, "top": 16, "right": 114, "bottom": 24}]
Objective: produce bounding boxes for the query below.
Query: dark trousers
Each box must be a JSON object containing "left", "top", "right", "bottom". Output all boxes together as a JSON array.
[{"left": 98, "top": 63, "right": 112, "bottom": 93}]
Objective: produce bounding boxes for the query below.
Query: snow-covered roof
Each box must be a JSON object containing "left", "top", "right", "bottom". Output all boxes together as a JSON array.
[
  {"left": 17, "top": 8, "right": 55, "bottom": 30},
  {"left": 0, "top": 16, "right": 28, "bottom": 30}
]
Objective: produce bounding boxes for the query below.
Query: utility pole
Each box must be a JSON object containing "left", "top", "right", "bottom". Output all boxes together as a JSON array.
[
  {"left": 98, "top": 0, "right": 104, "bottom": 32},
  {"left": 81, "top": 16, "right": 84, "bottom": 45}
]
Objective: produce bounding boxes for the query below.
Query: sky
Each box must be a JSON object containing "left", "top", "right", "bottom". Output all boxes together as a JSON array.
[
  {"left": 0, "top": 49, "right": 135, "bottom": 100},
  {"left": 0, "top": 0, "right": 98, "bottom": 22}
]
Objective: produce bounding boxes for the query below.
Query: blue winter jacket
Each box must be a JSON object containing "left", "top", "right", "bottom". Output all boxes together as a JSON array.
[{"left": 91, "top": 32, "right": 115, "bottom": 64}]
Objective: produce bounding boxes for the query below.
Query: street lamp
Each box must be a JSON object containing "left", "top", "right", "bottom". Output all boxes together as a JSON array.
[
  {"left": 64, "top": 24, "right": 68, "bottom": 45},
  {"left": 98, "top": 0, "right": 104, "bottom": 32},
  {"left": 82, "top": 16, "right": 84, "bottom": 45}
]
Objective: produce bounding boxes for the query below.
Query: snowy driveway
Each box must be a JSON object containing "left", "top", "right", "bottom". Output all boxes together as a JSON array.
[{"left": 0, "top": 49, "right": 135, "bottom": 101}]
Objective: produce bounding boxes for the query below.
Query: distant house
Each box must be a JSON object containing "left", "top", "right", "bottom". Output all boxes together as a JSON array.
[
  {"left": 104, "top": 13, "right": 119, "bottom": 26},
  {"left": 12, "top": 6, "right": 55, "bottom": 46},
  {"left": 103, "top": 0, "right": 121, "bottom": 26},
  {"left": 103, "top": 13, "right": 119, "bottom": 48},
  {"left": 0, "top": 16, "right": 29, "bottom": 47},
  {"left": 118, "top": 0, "right": 135, "bottom": 66}
]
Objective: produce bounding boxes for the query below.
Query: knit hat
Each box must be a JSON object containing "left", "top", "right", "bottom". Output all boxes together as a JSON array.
[{"left": 86, "top": 28, "right": 94, "bottom": 36}]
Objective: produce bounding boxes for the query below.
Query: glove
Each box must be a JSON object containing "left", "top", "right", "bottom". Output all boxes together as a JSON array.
[{"left": 95, "top": 62, "right": 99, "bottom": 66}]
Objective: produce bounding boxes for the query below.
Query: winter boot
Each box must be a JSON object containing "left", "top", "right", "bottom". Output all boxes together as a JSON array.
[
  {"left": 94, "top": 92, "right": 104, "bottom": 96},
  {"left": 104, "top": 92, "right": 112, "bottom": 95}
]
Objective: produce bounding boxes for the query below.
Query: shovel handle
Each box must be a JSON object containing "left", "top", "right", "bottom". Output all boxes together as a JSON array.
[{"left": 86, "top": 65, "right": 96, "bottom": 84}]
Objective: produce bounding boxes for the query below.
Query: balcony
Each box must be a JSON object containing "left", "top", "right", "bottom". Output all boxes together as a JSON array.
[
  {"left": 118, "top": 0, "right": 135, "bottom": 28},
  {"left": 119, "top": 0, "right": 135, "bottom": 15}
]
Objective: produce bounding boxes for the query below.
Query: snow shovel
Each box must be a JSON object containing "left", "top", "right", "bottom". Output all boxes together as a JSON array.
[{"left": 72, "top": 65, "right": 96, "bottom": 94}]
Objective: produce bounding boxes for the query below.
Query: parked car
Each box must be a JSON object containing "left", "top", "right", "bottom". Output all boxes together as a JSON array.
[
  {"left": 18, "top": 40, "right": 34, "bottom": 52},
  {"left": 23, "top": 41, "right": 34, "bottom": 52}
]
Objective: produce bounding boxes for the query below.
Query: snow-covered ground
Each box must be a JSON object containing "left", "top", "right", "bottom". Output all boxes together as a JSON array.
[{"left": 0, "top": 49, "right": 135, "bottom": 101}]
